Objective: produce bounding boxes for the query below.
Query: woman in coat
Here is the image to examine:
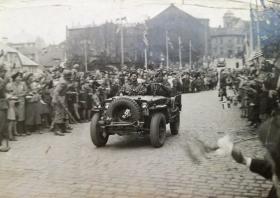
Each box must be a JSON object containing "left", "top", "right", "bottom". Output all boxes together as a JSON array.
[
  {"left": 24, "top": 73, "right": 42, "bottom": 135},
  {"left": 7, "top": 72, "right": 27, "bottom": 136}
]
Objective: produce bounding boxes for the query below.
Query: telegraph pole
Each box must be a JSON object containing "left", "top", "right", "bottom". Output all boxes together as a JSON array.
[{"left": 120, "top": 22, "right": 124, "bottom": 67}]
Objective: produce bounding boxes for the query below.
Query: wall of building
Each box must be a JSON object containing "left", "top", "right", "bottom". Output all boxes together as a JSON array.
[
  {"left": 211, "top": 34, "right": 244, "bottom": 58},
  {"left": 66, "top": 5, "right": 209, "bottom": 69},
  {"left": 210, "top": 12, "right": 249, "bottom": 59},
  {"left": 8, "top": 38, "right": 46, "bottom": 62}
]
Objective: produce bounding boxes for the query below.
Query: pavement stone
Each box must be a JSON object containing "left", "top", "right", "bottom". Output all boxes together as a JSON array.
[{"left": 0, "top": 90, "right": 271, "bottom": 198}]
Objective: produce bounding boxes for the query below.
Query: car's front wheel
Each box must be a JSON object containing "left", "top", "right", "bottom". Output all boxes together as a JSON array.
[
  {"left": 90, "top": 114, "right": 108, "bottom": 147},
  {"left": 150, "top": 113, "right": 166, "bottom": 148}
]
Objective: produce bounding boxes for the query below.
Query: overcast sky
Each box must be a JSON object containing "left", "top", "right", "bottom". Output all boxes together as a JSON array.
[{"left": 0, "top": 0, "right": 253, "bottom": 44}]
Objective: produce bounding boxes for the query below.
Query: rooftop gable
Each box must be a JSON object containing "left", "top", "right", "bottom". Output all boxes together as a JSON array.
[{"left": 0, "top": 42, "right": 39, "bottom": 66}]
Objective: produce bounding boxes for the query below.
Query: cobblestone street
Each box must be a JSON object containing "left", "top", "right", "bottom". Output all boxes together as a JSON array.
[{"left": 0, "top": 91, "right": 272, "bottom": 198}]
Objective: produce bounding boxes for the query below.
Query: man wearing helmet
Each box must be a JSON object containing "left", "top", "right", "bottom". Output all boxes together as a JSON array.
[{"left": 52, "top": 70, "right": 73, "bottom": 136}]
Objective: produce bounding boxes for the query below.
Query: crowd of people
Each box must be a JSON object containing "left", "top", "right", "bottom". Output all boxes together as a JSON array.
[
  {"left": 0, "top": 63, "right": 218, "bottom": 152},
  {"left": 218, "top": 60, "right": 280, "bottom": 128},
  {"left": 218, "top": 60, "right": 280, "bottom": 198},
  {"left": 1, "top": 60, "right": 279, "bottom": 196}
]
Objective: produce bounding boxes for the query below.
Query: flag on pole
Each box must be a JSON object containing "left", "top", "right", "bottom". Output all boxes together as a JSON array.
[
  {"left": 166, "top": 31, "right": 174, "bottom": 49},
  {"left": 178, "top": 36, "right": 183, "bottom": 49},
  {"left": 244, "top": 34, "right": 250, "bottom": 58},
  {"left": 260, "top": 0, "right": 266, "bottom": 8},
  {"left": 143, "top": 24, "right": 149, "bottom": 47},
  {"left": 116, "top": 25, "right": 121, "bottom": 33}
]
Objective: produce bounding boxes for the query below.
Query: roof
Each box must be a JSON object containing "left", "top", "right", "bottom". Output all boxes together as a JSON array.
[
  {"left": 0, "top": 42, "right": 39, "bottom": 66},
  {"left": 149, "top": 4, "right": 204, "bottom": 28}
]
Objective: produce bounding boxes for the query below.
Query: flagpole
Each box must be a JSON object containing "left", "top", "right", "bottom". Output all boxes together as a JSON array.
[
  {"left": 84, "top": 41, "right": 88, "bottom": 72},
  {"left": 166, "top": 31, "right": 169, "bottom": 69},
  {"left": 189, "top": 40, "right": 192, "bottom": 69},
  {"left": 178, "top": 36, "right": 182, "bottom": 70},
  {"left": 144, "top": 48, "right": 148, "bottom": 71},
  {"left": 120, "top": 21, "right": 124, "bottom": 68},
  {"left": 143, "top": 23, "right": 148, "bottom": 71}
]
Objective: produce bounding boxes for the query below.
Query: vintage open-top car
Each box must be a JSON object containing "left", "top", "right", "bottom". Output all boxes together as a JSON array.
[{"left": 90, "top": 93, "right": 181, "bottom": 148}]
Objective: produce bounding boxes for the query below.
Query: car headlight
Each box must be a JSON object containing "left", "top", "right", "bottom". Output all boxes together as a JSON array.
[{"left": 141, "top": 102, "right": 148, "bottom": 109}]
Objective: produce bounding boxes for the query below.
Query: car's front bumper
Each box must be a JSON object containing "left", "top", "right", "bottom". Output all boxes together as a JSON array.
[{"left": 99, "top": 121, "right": 145, "bottom": 135}]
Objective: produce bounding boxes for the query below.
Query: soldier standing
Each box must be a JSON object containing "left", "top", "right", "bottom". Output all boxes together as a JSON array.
[
  {"left": 52, "top": 70, "right": 72, "bottom": 136},
  {"left": 0, "top": 65, "right": 10, "bottom": 152}
]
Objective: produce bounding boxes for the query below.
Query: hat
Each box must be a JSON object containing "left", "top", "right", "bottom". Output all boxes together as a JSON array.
[
  {"left": 24, "top": 73, "right": 34, "bottom": 81},
  {"left": 73, "top": 64, "right": 79, "bottom": 69},
  {"left": 155, "top": 70, "right": 163, "bottom": 77},
  {"left": 63, "top": 70, "right": 72, "bottom": 80},
  {"left": 129, "top": 70, "right": 138, "bottom": 77},
  {"left": 11, "top": 72, "right": 22, "bottom": 80}
]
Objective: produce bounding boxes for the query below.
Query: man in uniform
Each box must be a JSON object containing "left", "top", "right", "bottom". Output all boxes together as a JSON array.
[
  {"left": 120, "top": 71, "right": 147, "bottom": 96},
  {"left": 0, "top": 65, "right": 10, "bottom": 152},
  {"left": 150, "top": 70, "right": 172, "bottom": 97},
  {"left": 52, "top": 70, "right": 72, "bottom": 136}
]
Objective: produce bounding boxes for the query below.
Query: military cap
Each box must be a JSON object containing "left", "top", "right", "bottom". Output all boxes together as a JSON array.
[
  {"left": 63, "top": 69, "right": 72, "bottom": 79},
  {"left": 155, "top": 70, "right": 163, "bottom": 77},
  {"left": 73, "top": 64, "right": 79, "bottom": 69},
  {"left": 24, "top": 73, "right": 34, "bottom": 81},
  {"left": 129, "top": 70, "right": 138, "bottom": 77},
  {"left": 11, "top": 72, "right": 23, "bottom": 80}
]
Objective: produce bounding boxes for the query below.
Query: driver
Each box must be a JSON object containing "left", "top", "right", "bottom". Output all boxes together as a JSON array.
[
  {"left": 150, "top": 70, "right": 172, "bottom": 97},
  {"left": 119, "top": 71, "right": 147, "bottom": 96}
]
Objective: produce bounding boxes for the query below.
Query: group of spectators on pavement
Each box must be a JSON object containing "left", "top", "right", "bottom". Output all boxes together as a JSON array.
[
  {"left": 219, "top": 60, "right": 280, "bottom": 128},
  {"left": 0, "top": 63, "right": 217, "bottom": 152},
  {"left": 217, "top": 60, "right": 280, "bottom": 197}
]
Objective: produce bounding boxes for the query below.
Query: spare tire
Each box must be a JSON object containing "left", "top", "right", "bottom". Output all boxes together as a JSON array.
[{"left": 107, "top": 97, "right": 141, "bottom": 122}]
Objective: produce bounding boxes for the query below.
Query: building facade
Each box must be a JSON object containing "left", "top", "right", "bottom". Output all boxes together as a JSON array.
[
  {"left": 147, "top": 4, "right": 209, "bottom": 67},
  {"left": 66, "top": 4, "right": 209, "bottom": 70},
  {"left": 0, "top": 42, "right": 41, "bottom": 73},
  {"left": 8, "top": 37, "right": 46, "bottom": 62},
  {"left": 210, "top": 11, "right": 249, "bottom": 59},
  {"left": 38, "top": 42, "right": 66, "bottom": 68}
]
